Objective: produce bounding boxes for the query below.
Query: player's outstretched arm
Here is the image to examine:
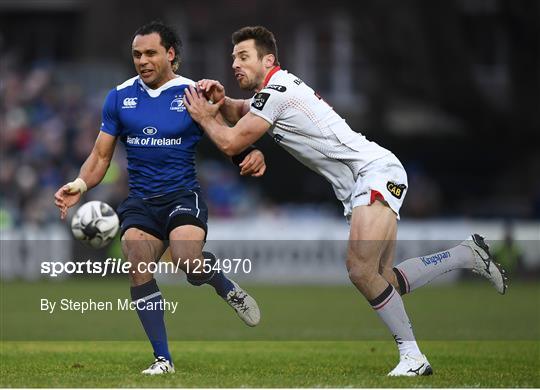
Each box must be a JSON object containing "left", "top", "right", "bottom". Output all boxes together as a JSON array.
[
  {"left": 197, "top": 79, "right": 249, "bottom": 125},
  {"left": 54, "top": 131, "right": 117, "bottom": 219},
  {"left": 184, "top": 85, "right": 270, "bottom": 156}
]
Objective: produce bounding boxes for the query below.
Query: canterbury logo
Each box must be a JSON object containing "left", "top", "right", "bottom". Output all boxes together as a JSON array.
[{"left": 122, "top": 97, "right": 138, "bottom": 108}]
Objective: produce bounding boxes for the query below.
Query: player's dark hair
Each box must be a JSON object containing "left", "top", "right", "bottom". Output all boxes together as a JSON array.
[
  {"left": 133, "top": 20, "right": 182, "bottom": 71},
  {"left": 232, "top": 26, "right": 280, "bottom": 66}
]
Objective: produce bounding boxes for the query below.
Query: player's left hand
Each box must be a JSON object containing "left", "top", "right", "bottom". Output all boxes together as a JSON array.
[
  {"left": 183, "top": 85, "right": 224, "bottom": 123},
  {"left": 239, "top": 149, "right": 266, "bottom": 177}
]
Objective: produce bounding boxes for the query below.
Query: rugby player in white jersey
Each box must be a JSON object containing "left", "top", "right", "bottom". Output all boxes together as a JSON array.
[{"left": 183, "top": 26, "right": 508, "bottom": 376}]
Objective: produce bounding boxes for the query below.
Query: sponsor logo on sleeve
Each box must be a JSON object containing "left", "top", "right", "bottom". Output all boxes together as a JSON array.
[
  {"left": 266, "top": 84, "right": 287, "bottom": 92},
  {"left": 251, "top": 92, "right": 270, "bottom": 110},
  {"left": 273, "top": 134, "right": 284, "bottom": 144},
  {"left": 122, "top": 97, "right": 138, "bottom": 109},
  {"left": 386, "top": 181, "right": 407, "bottom": 199}
]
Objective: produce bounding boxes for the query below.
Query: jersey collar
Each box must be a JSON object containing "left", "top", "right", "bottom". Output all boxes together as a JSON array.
[
  {"left": 139, "top": 75, "right": 184, "bottom": 98},
  {"left": 262, "top": 66, "right": 281, "bottom": 88}
]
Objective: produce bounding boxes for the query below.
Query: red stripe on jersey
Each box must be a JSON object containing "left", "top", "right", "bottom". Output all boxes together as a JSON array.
[
  {"left": 370, "top": 189, "right": 385, "bottom": 204},
  {"left": 263, "top": 66, "right": 281, "bottom": 87}
]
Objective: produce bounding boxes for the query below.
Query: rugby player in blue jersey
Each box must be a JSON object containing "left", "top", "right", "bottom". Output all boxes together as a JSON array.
[{"left": 54, "top": 21, "right": 263, "bottom": 375}]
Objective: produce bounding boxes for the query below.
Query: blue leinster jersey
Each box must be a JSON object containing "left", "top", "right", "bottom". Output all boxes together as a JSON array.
[{"left": 100, "top": 75, "right": 202, "bottom": 197}]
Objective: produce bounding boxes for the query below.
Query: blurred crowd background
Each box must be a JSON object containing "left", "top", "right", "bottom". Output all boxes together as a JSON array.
[{"left": 1, "top": 0, "right": 539, "bottom": 230}]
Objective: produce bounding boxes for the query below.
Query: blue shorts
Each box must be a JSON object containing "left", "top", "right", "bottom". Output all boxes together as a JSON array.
[{"left": 117, "top": 189, "right": 208, "bottom": 241}]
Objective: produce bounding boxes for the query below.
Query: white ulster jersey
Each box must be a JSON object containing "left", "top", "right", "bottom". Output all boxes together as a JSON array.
[{"left": 249, "top": 68, "right": 392, "bottom": 202}]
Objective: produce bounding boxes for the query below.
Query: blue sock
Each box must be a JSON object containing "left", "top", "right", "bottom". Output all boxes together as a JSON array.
[
  {"left": 130, "top": 279, "right": 171, "bottom": 362},
  {"left": 187, "top": 251, "right": 235, "bottom": 298}
]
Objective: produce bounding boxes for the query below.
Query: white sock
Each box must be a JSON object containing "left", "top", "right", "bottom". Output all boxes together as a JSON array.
[
  {"left": 370, "top": 283, "right": 422, "bottom": 358},
  {"left": 394, "top": 244, "right": 473, "bottom": 294}
]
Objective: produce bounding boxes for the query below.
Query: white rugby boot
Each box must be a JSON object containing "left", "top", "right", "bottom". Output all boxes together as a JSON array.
[
  {"left": 462, "top": 234, "right": 508, "bottom": 294},
  {"left": 388, "top": 353, "right": 433, "bottom": 376},
  {"left": 141, "top": 356, "right": 175, "bottom": 375},
  {"left": 224, "top": 280, "right": 260, "bottom": 327}
]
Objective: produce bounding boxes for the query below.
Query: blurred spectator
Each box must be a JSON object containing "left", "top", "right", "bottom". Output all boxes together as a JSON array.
[
  {"left": 0, "top": 57, "right": 262, "bottom": 229},
  {"left": 197, "top": 159, "right": 261, "bottom": 217},
  {"left": 0, "top": 60, "right": 128, "bottom": 228},
  {"left": 2, "top": 0, "right": 539, "bottom": 229},
  {"left": 402, "top": 162, "right": 442, "bottom": 218}
]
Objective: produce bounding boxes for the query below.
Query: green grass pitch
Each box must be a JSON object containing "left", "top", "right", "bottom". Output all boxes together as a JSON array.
[
  {"left": 1, "top": 279, "right": 539, "bottom": 387},
  {"left": 1, "top": 340, "right": 538, "bottom": 387}
]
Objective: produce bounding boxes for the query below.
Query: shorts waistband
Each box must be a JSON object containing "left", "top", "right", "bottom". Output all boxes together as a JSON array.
[{"left": 134, "top": 188, "right": 199, "bottom": 201}]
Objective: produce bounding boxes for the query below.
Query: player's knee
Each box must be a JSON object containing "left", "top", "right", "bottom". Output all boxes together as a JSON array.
[
  {"left": 122, "top": 228, "right": 148, "bottom": 242},
  {"left": 347, "top": 262, "right": 376, "bottom": 286}
]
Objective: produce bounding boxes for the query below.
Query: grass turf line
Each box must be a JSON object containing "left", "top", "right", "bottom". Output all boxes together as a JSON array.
[
  {"left": 0, "top": 340, "right": 538, "bottom": 387},
  {"left": 1, "top": 281, "right": 538, "bottom": 386}
]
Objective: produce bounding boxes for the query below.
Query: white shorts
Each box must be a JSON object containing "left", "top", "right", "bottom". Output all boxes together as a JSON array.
[{"left": 343, "top": 154, "right": 408, "bottom": 222}]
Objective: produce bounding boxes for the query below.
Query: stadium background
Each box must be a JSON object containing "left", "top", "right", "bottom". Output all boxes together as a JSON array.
[{"left": 0, "top": 0, "right": 539, "bottom": 387}]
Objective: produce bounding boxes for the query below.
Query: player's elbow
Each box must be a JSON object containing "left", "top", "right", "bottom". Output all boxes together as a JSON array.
[{"left": 221, "top": 142, "right": 243, "bottom": 157}]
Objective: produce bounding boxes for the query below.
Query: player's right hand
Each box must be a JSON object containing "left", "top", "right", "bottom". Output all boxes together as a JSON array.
[
  {"left": 197, "top": 79, "right": 225, "bottom": 103},
  {"left": 54, "top": 182, "right": 83, "bottom": 220},
  {"left": 239, "top": 149, "right": 266, "bottom": 177}
]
